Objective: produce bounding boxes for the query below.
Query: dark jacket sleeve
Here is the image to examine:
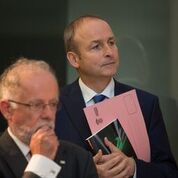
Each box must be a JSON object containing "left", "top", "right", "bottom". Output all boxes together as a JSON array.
[
  {"left": 0, "top": 159, "right": 40, "bottom": 178},
  {"left": 23, "top": 172, "right": 41, "bottom": 178},
  {"left": 136, "top": 95, "right": 178, "bottom": 178},
  {"left": 56, "top": 140, "right": 99, "bottom": 178}
]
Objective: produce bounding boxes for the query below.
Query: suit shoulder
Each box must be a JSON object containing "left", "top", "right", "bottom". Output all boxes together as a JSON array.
[
  {"left": 60, "top": 80, "right": 79, "bottom": 96},
  {"left": 60, "top": 140, "right": 90, "bottom": 154}
]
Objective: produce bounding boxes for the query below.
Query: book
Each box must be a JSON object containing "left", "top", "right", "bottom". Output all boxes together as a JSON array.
[{"left": 86, "top": 119, "right": 136, "bottom": 157}]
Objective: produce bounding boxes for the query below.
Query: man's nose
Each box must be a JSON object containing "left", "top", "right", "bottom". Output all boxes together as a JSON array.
[
  {"left": 104, "top": 44, "right": 113, "bottom": 56},
  {"left": 41, "top": 105, "right": 55, "bottom": 120}
]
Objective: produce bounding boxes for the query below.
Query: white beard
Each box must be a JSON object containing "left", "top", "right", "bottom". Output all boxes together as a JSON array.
[{"left": 10, "top": 120, "right": 54, "bottom": 145}]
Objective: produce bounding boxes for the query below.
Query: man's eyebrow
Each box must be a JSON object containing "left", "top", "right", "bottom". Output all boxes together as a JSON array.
[
  {"left": 108, "top": 36, "right": 116, "bottom": 41},
  {"left": 89, "top": 36, "right": 116, "bottom": 46},
  {"left": 91, "top": 36, "right": 116, "bottom": 42},
  {"left": 90, "top": 40, "right": 100, "bottom": 43}
]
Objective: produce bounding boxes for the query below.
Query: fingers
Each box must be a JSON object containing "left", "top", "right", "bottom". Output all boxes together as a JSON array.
[
  {"left": 104, "top": 137, "right": 122, "bottom": 153},
  {"left": 107, "top": 156, "right": 135, "bottom": 178},
  {"left": 30, "top": 126, "right": 59, "bottom": 160},
  {"left": 33, "top": 126, "right": 55, "bottom": 137},
  {"left": 94, "top": 142, "right": 135, "bottom": 178},
  {"left": 93, "top": 150, "right": 103, "bottom": 164},
  {"left": 95, "top": 153, "right": 122, "bottom": 178}
]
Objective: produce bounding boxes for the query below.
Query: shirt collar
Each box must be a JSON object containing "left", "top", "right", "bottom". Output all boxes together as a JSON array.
[
  {"left": 79, "top": 78, "right": 115, "bottom": 105},
  {"left": 8, "top": 127, "right": 30, "bottom": 159}
]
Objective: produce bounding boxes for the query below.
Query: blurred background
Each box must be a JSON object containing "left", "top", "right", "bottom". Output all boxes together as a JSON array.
[{"left": 0, "top": 0, "right": 178, "bottom": 163}]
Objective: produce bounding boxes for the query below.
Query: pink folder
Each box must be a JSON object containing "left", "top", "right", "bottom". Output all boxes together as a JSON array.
[{"left": 83, "top": 89, "right": 150, "bottom": 162}]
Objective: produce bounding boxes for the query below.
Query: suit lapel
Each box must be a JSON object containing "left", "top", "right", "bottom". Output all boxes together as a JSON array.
[
  {"left": 0, "top": 130, "right": 28, "bottom": 178},
  {"left": 61, "top": 81, "right": 92, "bottom": 141},
  {"left": 114, "top": 80, "right": 131, "bottom": 96}
]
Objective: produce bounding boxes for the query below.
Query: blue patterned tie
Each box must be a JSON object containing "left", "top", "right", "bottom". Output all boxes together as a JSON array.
[{"left": 93, "top": 94, "right": 106, "bottom": 103}]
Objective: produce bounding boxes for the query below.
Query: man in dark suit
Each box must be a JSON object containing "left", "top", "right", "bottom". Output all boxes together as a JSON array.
[
  {"left": 55, "top": 15, "right": 178, "bottom": 178},
  {"left": 0, "top": 57, "right": 98, "bottom": 178}
]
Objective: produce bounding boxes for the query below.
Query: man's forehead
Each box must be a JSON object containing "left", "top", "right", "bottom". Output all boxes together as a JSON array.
[
  {"left": 78, "top": 18, "right": 107, "bottom": 30},
  {"left": 75, "top": 19, "right": 114, "bottom": 41}
]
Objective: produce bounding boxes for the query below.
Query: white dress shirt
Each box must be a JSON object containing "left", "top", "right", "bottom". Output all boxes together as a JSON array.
[
  {"left": 79, "top": 78, "right": 114, "bottom": 106},
  {"left": 8, "top": 128, "right": 61, "bottom": 178}
]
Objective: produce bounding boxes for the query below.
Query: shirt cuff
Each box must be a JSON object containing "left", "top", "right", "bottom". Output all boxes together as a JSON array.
[{"left": 25, "top": 154, "right": 61, "bottom": 178}]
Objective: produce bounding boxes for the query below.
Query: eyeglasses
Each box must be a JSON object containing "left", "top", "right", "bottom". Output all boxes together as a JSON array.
[{"left": 8, "top": 99, "right": 59, "bottom": 112}]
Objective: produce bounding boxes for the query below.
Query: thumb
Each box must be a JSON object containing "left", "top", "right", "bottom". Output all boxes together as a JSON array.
[
  {"left": 93, "top": 149, "right": 103, "bottom": 164},
  {"left": 104, "top": 137, "right": 121, "bottom": 153}
]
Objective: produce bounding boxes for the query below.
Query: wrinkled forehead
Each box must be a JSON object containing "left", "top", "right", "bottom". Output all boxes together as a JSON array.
[
  {"left": 15, "top": 69, "right": 59, "bottom": 98},
  {"left": 74, "top": 18, "right": 115, "bottom": 42},
  {"left": 21, "top": 69, "right": 58, "bottom": 89}
]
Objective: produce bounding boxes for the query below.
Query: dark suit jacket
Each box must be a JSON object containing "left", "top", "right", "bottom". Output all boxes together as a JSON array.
[
  {"left": 0, "top": 130, "right": 98, "bottom": 178},
  {"left": 55, "top": 79, "right": 178, "bottom": 178}
]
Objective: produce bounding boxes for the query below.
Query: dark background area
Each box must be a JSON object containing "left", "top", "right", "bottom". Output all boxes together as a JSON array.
[{"left": 0, "top": 0, "right": 68, "bottom": 132}]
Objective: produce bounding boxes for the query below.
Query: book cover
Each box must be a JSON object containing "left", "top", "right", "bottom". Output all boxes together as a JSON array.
[{"left": 86, "top": 119, "right": 136, "bottom": 157}]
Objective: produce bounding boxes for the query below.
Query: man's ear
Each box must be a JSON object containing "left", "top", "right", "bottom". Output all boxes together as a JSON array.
[
  {"left": 67, "top": 51, "right": 80, "bottom": 69},
  {"left": 0, "top": 101, "right": 13, "bottom": 121}
]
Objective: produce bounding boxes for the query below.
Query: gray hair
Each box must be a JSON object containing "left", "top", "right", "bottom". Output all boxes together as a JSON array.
[{"left": 0, "top": 57, "right": 57, "bottom": 100}]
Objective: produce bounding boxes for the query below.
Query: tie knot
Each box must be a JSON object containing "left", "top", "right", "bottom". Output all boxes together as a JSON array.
[{"left": 93, "top": 94, "right": 106, "bottom": 103}]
